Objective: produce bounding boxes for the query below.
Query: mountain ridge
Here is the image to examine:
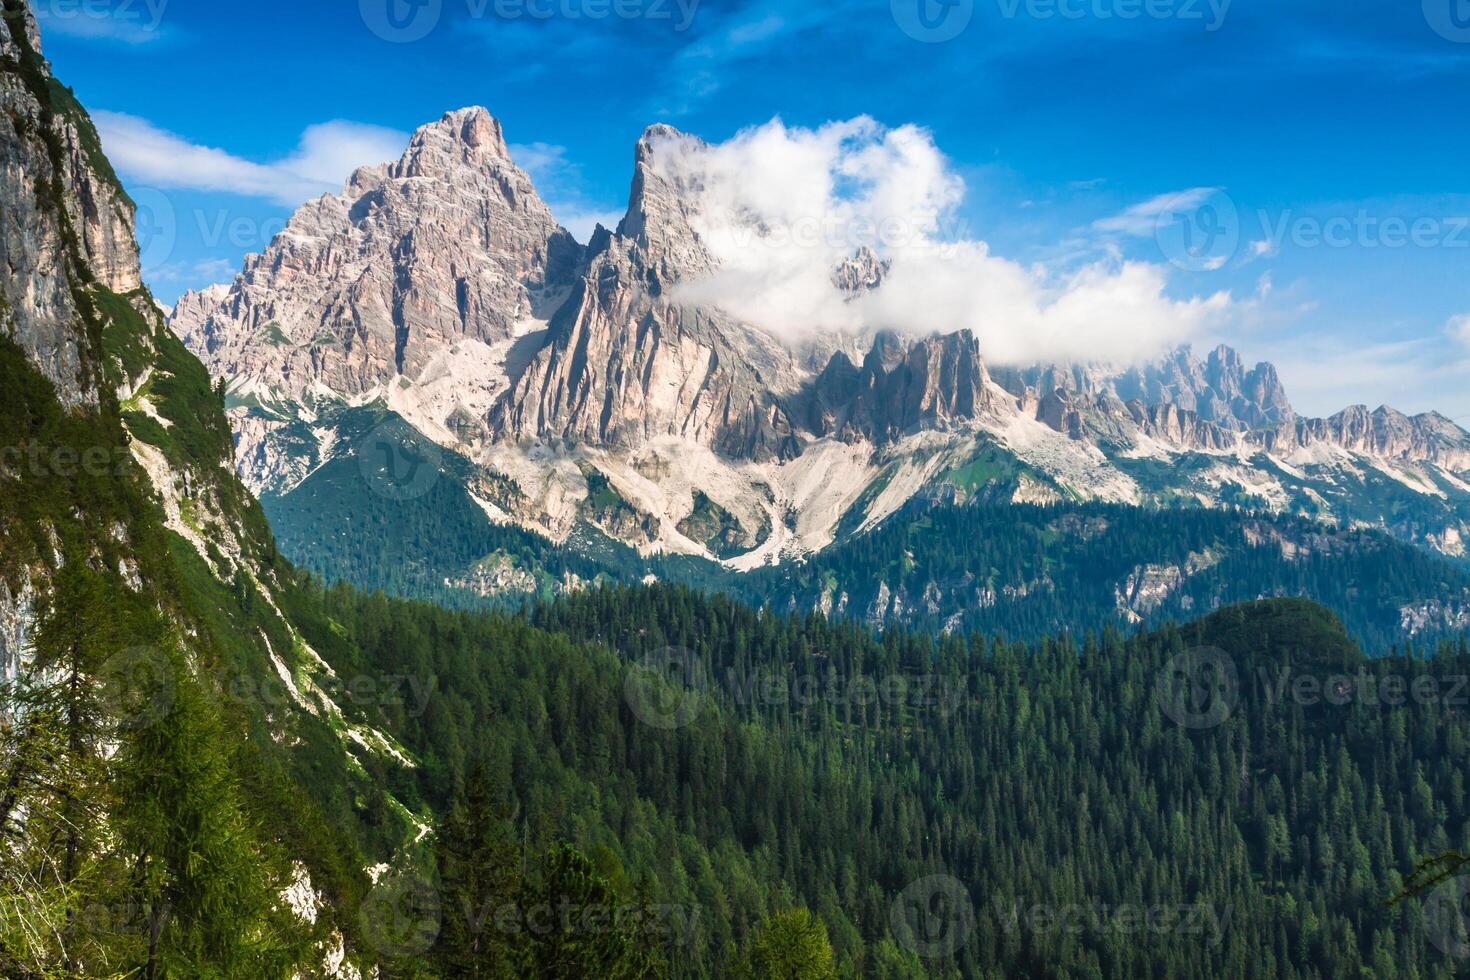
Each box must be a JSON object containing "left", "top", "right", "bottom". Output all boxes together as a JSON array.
[{"left": 166, "top": 105, "right": 1470, "bottom": 580}]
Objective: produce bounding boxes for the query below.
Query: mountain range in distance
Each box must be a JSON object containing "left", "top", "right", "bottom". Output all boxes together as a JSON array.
[{"left": 165, "top": 106, "right": 1470, "bottom": 641}]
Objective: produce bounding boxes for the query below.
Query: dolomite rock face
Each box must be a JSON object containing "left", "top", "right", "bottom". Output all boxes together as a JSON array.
[
  {"left": 489, "top": 126, "right": 811, "bottom": 461},
  {"left": 170, "top": 107, "right": 582, "bottom": 403},
  {"left": 998, "top": 344, "right": 1470, "bottom": 471},
  {"left": 833, "top": 329, "right": 995, "bottom": 443},
  {"left": 0, "top": 1, "right": 139, "bottom": 407},
  {"left": 1292, "top": 406, "right": 1470, "bottom": 472},
  {"left": 167, "top": 105, "right": 1470, "bottom": 567}
]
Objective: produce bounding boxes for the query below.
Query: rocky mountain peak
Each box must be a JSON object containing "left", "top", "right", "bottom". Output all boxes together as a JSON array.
[
  {"left": 615, "top": 123, "right": 716, "bottom": 286},
  {"left": 832, "top": 246, "right": 890, "bottom": 296},
  {"left": 391, "top": 106, "right": 513, "bottom": 178},
  {"left": 170, "top": 105, "right": 580, "bottom": 411}
]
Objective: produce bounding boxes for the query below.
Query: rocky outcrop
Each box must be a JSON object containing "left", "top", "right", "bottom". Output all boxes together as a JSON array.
[
  {"left": 832, "top": 246, "right": 890, "bottom": 296},
  {"left": 1292, "top": 406, "right": 1470, "bottom": 471},
  {"left": 489, "top": 228, "right": 808, "bottom": 461},
  {"left": 1110, "top": 344, "right": 1295, "bottom": 431},
  {"left": 997, "top": 343, "right": 1293, "bottom": 436},
  {"left": 834, "top": 329, "right": 995, "bottom": 442},
  {"left": 1115, "top": 550, "right": 1219, "bottom": 621},
  {"left": 170, "top": 107, "right": 582, "bottom": 404},
  {"left": 487, "top": 125, "right": 815, "bottom": 461},
  {"left": 1400, "top": 598, "right": 1470, "bottom": 637},
  {"left": 999, "top": 342, "right": 1470, "bottom": 471},
  {"left": 0, "top": 572, "right": 36, "bottom": 685},
  {"left": 0, "top": 1, "right": 141, "bottom": 407}
]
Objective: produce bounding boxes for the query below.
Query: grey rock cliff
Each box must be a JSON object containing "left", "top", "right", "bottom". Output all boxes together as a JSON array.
[
  {"left": 170, "top": 107, "right": 582, "bottom": 403},
  {"left": 0, "top": 2, "right": 139, "bottom": 407}
]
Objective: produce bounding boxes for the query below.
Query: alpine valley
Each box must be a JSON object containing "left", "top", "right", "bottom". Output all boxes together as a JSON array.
[
  {"left": 8, "top": 1, "right": 1470, "bottom": 976},
  {"left": 169, "top": 107, "right": 1470, "bottom": 649}
]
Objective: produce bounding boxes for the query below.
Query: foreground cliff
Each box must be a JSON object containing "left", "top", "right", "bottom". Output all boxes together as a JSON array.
[{"left": 0, "top": 5, "right": 422, "bottom": 975}]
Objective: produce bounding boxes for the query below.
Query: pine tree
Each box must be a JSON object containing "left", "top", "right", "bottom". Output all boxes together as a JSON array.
[
  {"left": 741, "top": 908, "right": 838, "bottom": 980},
  {"left": 111, "top": 650, "right": 305, "bottom": 977},
  {"left": 432, "top": 763, "right": 522, "bottom": 978}
]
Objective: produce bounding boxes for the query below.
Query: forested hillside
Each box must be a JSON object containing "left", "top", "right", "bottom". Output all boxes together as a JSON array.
[
  {"left": 740, "top": 501, "right": 1470, "bottom": 651},
  {"left": 263, "top": 437, "right": 1470, "bottom": 654},
  {"left": 313, "top": 580, "right": 1470, "bottom": 977}
]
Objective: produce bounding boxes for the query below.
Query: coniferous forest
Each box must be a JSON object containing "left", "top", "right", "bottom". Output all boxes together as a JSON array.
[{"left": 313, "top": 581, "right": 1470, "bottom": 977}]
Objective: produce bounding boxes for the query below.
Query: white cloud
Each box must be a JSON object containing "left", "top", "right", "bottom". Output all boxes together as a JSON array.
[
  {"left": 655, "top": 118, "right": 1231, "bottom": 365},
  {"left": 1091, "top": 187, "right": 1220, "bottom": 238},
  {"left": 1256, "top": 334, "right": 1470, "bottom": 420},
  {"left": 1448, "top": 313, "right": 1470, "bottom": 349},
  {"left": 92, "top": 112, "right": 409, "bottom": 206}
]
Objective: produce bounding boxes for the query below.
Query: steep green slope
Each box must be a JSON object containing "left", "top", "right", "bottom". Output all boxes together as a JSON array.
[
  {"left": 259, "top": 407, "right": 652, "bottom": 607},
  {"left": 262, "top": 436, "right": 1470, "bottom": 651},
  {"left": 0, "top": 6, "right": 421, "bottom": 973}
]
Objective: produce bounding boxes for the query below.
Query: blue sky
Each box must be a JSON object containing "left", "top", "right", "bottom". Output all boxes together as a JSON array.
[{"left": 37, "top": 0, "right": 1470, "bottom": 419}]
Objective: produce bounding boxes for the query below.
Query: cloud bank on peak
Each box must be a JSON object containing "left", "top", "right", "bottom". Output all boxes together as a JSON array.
[{"left": 652, "top": 117, "right": 1232, "bottom": 366}]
